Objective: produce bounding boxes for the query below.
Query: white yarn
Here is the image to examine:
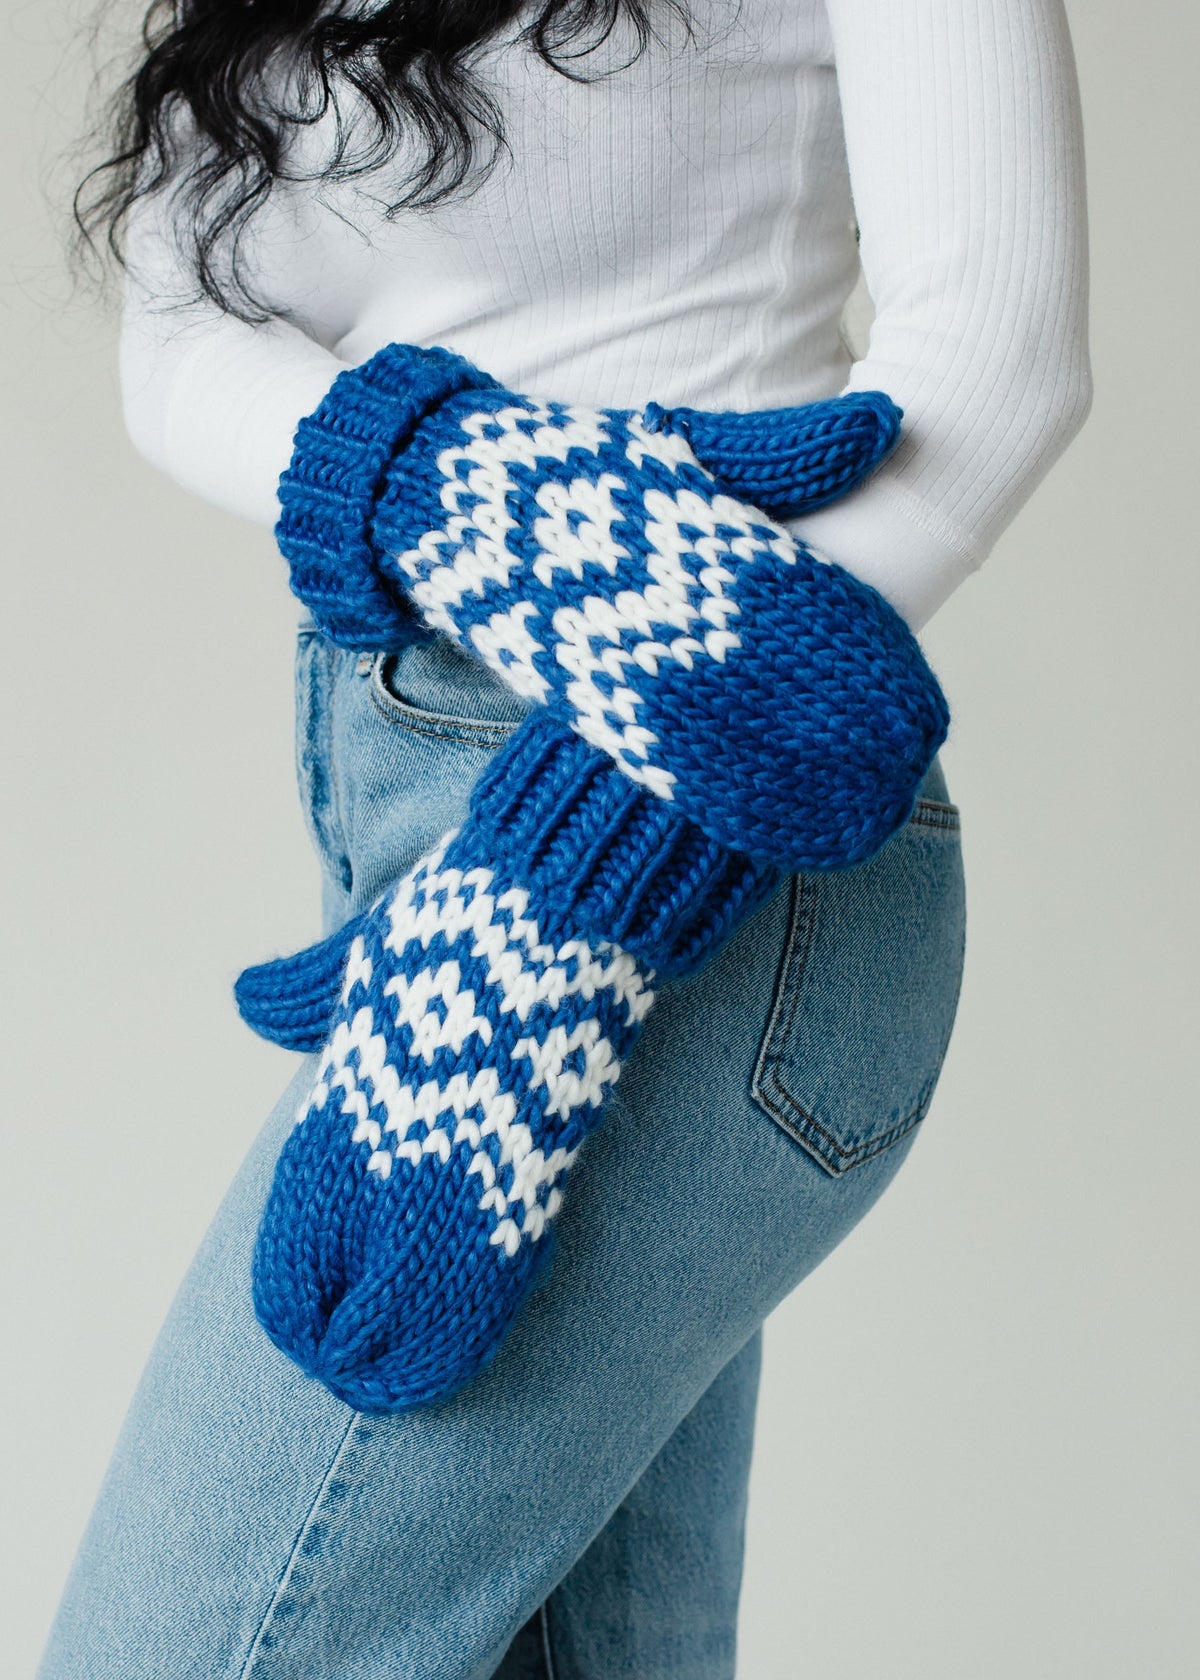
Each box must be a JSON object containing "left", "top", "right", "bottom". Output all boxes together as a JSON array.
[
  {"left": 118, "top": 0, "right": 1092, "bottom": 630},
  {"left": 301, "top": 844, "right": 654, "bottom": 1254},
  {"left": 395, "top": 402, "right": 800, "bottom": 793}
]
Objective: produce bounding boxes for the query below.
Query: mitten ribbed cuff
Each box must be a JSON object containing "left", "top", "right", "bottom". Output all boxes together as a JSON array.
[
  {"left": 469, "top": 711, "right": 782, "bottom": 977},
  {"left": 275, "top": 342, "right": 499, "bottom": 647}
]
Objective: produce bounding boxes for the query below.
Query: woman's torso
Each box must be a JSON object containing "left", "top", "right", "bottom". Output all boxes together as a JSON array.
[{"left": 246, "top": 0, "right": 860, "bottom": 410}]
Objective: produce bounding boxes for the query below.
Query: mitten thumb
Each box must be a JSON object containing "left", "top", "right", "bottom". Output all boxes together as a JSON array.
[
  {"left": 644, "top": 389, "right": 901, "bottom": 519},
  {"left": 235, "top": 910, "right": 371, "bottom": 1052}
]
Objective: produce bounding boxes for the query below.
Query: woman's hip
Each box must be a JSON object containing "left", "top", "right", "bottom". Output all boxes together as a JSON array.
[
  {"left": 297, "top": 623, "right": 965, "bottom": 1187},
  {"left": 37, "top": 627, "right": 964, "bottom": 1679}
]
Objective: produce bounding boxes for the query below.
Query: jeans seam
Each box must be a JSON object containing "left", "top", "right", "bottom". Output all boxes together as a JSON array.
[
  {"left": 752, "top": 841, "right": 965, "bottom": 1174},
  {"left": 369, "top": 698, "right": 517, "bottom": 744},
  {"left": 908, "top": 798, "right": 961, "bottom": 832},
  {"left": 323, "top": 637, "right": 354, "bottom": 888},
  {"left": 236, "top": 1410, "right": 363, "bottom": 1680},
  {"left": 754, "top": 871, "right": 900, "bottom": 1175},
  {"left": 753, "top": 1073, "right": 934, "bottom": 1173},
  {"left": 751, "top": 874, "right": 817, "bottom": 1112},
  {"left": 538, "top": 1601, "right": 558, "bottom": 1680}
]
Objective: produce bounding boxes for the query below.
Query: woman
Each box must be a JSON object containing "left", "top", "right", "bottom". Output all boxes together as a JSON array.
[{"left": 40, "top": 0, "right": 1090, "bottom": 1674}]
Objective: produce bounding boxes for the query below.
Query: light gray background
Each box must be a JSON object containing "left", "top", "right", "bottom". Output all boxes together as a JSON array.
[{"left": 3, "top": 1, "right": 1197, "bottom": 1673}]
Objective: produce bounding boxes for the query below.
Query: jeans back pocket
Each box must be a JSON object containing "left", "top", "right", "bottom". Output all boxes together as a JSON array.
[{"left": 752, "top": 779, "right": 966, "bottom": 1176}]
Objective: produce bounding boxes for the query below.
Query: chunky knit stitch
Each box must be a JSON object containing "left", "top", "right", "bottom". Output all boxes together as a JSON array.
[
  {"left": 276, "top": 342, "right": 949, "bottom": 870},
  {"left": 242, "top": 712, "right": 781, "bottom": 1411},
  {"left": 251, "top": 348, "right": 952, "bottom": 1408},
  {"left": 278, "top": 345, "right": 500, "bottom": 649}
]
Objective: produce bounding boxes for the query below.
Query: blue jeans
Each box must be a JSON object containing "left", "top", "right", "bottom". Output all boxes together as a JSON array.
[{"left": 38, "top": 629, "right": 966, "bottom": 1680}]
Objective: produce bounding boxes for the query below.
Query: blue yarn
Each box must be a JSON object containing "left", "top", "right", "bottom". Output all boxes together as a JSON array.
[
  {"left": 642, "top": 389, "right": 902, "bottom": 518},
  {"left": 249, "top": 345, "right": 954, "bottom": 1411},
  {"left": 236, "top": 910, "right": 371, "bottom": 1053},
  {"left": 276, "top": 342, "right": 948, "bottom": 871},
  {"left": 245, "top": 713, "right": 779, "bottom": 1412},
  {"left": 276, "top": 344, "right": 499, "bottom": 649}
]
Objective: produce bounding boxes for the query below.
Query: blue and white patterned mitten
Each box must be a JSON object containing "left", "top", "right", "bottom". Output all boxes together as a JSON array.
[
  {"left": 276, "top": 342, "right": 949, "bottom": 870},
  {"left": 237, "top": 710, "right": 781, "bottom": 1413}
]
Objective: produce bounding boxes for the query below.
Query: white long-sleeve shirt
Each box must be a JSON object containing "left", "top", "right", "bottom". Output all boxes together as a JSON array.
[{"left": 120, "top": 0, "right": 1092, "bottom": 631}]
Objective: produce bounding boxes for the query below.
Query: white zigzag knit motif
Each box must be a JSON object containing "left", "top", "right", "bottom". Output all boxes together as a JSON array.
[
  {"left": 302, "top": 839, "right": 654, "bottom": 1258},
  {"left": 392, "top": 404, "right": 797, "bottom": 797}
]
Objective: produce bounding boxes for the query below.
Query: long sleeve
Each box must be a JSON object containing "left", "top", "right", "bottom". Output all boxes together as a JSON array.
[
  {"left": 119, "top": 197, "right": 346, "bottom": 528},
  {"left": 117, "top": 0, "right": 1092, "bottom": 629},
  {"left": 788, "top": 0, "right": 1093, "bottom": 628}
]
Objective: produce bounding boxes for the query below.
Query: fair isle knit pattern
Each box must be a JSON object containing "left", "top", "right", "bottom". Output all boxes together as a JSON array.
[
  {"left": 242, "top": 712, "right": 782, "bottom": 1413},
  {"left": 250, "top": 347, "right": 951, "bottom": 1410},
  {"left": 252, "top": 829, "right": 651, "bottom": 1414},
  {"left": 276, "top": 342, "right": 950, "bottom": 871}
]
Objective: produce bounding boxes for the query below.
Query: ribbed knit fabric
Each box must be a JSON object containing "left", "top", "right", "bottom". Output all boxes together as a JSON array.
[
  {"left": 247, "top": 338, "right": 935, "bottom": 1412},
  {"left": 237, "top": 709, "right": 783, "bottom": 1049},
  {"left": 243, "top": 712, "right": 777, "bottom": 1412},
  {"left": 468, "top": 709, "right": 784, "bottom": 976},
  {"left": 235, "top": 912, "right": 368, "bottom": 1053},
  {"left": 278, "top": 346, "right": 499, "bottom": 648},
  {"left": 641, "top": 394, "right": 902, "bottom": 520},
  {"left": 119, "top": 0, "right": 1091, "bottom": 630},
  {"left": 276, "top": 346, "right": 901, "bottom": 642},
  {"left": 275, "top": 341, "right": 947, "bottom": 870}
]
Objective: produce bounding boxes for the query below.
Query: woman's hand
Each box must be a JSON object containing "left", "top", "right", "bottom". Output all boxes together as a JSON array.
[
  {"left": 277, "top": 342, "right": 949, "bottom": 870},
  {"left": 236, "top": 708, "right": 780, "bottom": 1412}
]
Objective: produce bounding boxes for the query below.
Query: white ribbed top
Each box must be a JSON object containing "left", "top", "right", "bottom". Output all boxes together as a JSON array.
[{"left": 120, "top": 0, "right": 1092, "bottom": 630}]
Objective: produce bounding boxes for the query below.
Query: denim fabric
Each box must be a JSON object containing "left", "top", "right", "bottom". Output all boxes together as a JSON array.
[{"left": 38, "top": 627, "right": 965, "bottom": 1680}]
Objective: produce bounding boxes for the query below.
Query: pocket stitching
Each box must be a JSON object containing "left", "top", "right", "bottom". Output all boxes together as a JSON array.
[
  {"left": 751, "top": 873, "right": 818, "bottom": 1143},
  {"left": 368, "top": 654, "right": 523, "bottom": 744},
  {"left": 755, "top": 1061, "right": 939, "bottom": 1177},
  {"left": 908, "top": 797, "right": 961, "bottom": 833},
  {"left": 294, "top": 629, "right": 353, "bottom": 895},
  {"left": 751, "top": 867, "right": 953, "bottom": 1177}
]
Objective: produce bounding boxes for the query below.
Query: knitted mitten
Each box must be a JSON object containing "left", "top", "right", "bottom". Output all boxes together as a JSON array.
[
  {"left": 238, "top": 710, "right": 781, "bottom": 1413},
  {"left": 276, "top": 342, "right": 949, "bottom": 869}
]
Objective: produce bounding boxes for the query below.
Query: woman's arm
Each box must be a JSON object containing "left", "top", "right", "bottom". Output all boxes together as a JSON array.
[
  {"left": 119, "top": 193, "right": 346, "bottom": 528},
  {"left": 791, "top": 0, "right": 1093, "bottom": 629},
  {"left": 119, "top": 0, "right": 1092, "bottom": 628}
]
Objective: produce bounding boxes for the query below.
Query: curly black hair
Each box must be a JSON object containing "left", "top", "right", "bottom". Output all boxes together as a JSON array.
[{"left": 77, "top": 0, "right": 691, "bottom": 319}]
